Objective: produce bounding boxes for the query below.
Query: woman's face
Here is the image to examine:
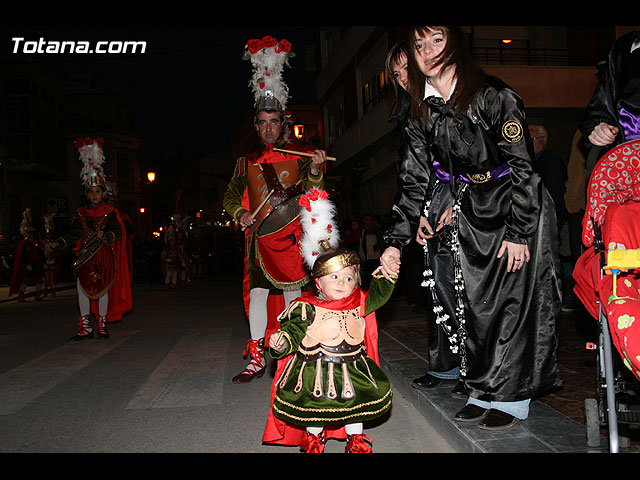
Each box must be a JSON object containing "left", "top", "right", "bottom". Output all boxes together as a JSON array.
[
  {"left": 391, "top": 52, "right": 409, "bottom": 91},
  {"left": 413, "top": 28, "right": 447, "bottom": 78}
]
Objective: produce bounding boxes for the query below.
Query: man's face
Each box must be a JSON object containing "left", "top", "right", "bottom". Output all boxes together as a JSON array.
[{"left": 255, "top": 110, "right": 282, "bottom": 145}]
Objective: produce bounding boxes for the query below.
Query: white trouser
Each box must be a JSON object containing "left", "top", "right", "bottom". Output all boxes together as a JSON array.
[
  {"left": 77, "top": 279, "right": 108, "bottom": 317},
  {"left": 248, "top": 287, "right": 300, "bottom": 340}
]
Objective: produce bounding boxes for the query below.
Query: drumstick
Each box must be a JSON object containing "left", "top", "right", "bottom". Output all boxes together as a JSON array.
[
  {"left": 273, "top": 148, "right": 336, "bottom": 161},
  {"left": 241, "top": 189, "right": 274, "bottom": 231}
]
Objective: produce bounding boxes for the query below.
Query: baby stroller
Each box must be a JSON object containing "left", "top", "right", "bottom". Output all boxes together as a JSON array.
[{"left": 572, "top": 139, "right": 640, "bottom": 452}]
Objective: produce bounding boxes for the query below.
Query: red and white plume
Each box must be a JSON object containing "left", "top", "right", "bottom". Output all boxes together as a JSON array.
[{"left": 298, "top": 189, "right": 341, "bottom": 269}]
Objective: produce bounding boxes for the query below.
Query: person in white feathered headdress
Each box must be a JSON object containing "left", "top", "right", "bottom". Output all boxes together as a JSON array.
[
  {"left": 47, "top": 137, "right": 132, "bottom": 341},
  {"left": 243, "top": 35, "right": 295, "bottom": 120},
  {"left": 224, "top": 35, "right": 328, "bottom": 386},
  {"left": 262, "top": 189, "right": 399, "bottom": 453}
]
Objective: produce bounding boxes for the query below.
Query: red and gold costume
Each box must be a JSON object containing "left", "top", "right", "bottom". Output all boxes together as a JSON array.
[
  {"left": 58, "top": 202, "right": 132, "bottom": 323},
  {"left": 223, "top": 143, "right": 324, "bottom": 368}
]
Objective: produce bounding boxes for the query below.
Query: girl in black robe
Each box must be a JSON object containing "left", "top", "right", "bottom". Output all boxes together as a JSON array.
[{"left": 381, "top": 26, "right": 563, "bottom": 430}]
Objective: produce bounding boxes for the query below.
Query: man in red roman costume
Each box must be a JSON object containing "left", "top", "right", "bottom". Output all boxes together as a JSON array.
[
  {"left": 49, "top": 137, "right": 132, "bottom": 340},
  {"left": 223, "top": 35, "right": 327, "bottom": 383}
]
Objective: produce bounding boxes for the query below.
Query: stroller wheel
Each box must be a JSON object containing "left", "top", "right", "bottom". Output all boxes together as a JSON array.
[{"left": 585, "top": 398, "right": 601, "bottom": 447}]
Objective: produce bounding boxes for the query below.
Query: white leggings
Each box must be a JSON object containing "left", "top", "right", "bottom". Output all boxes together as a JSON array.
[
  {"left": 307, "top": 423, "right": 363, "bottom": 435},
  {"left": 77, "top": 279, "right": 108, "bottom": 317},
  {"left": 248, "top": 287, "right": 300, "bottom": 340}
]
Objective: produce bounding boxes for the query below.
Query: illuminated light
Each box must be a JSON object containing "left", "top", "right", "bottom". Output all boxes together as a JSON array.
[
  {"left": 294, "top": 123, "right": 304, "bottom": 139},
  {"left": 139, "top": 207, "right": 145, "bottom": 213},
  {"left": 502, "top": 39, "right": 512, "bottom": 44},
  {"left": 147, "top": 171, "right": 156, "bottom": 183}
]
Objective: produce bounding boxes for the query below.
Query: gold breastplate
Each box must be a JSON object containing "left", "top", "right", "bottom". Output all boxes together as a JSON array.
[{"left": 298, "top": 305, "right": 365, "bottom": 364}]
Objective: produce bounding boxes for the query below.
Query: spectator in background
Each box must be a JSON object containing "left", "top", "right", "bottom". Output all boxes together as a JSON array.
[
  {"left": 579, "top": 29, "right": 640, "bottom": 173},
  {"left": 359, "top": 213, "right": 384, "bottom": 290},
  {"left": 529, "top": 124, "right": 568, "bottom": 233}
]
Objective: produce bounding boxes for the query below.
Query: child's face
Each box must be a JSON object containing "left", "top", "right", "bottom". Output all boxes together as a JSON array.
[{"left": 317, "top": 266, "right": 358, "bottom": 301}]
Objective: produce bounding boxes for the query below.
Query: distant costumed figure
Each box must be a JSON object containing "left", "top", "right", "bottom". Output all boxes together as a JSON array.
[
  {"left": 9, "top": 207, "right": 46, "bottom": 302},
  {"left": 223, "top": 35, "right": 327, "bottom": 384},
  {"left": 262, "top": 189, "right": 396, "bottom": 453},
  {"left": 51, "top": 137, "right": 132, "bottom": 340},
  {"left": 43, "top": 213, "right": 61, "bottom": 297},
  {"left": 161, "top": 222, "right": 183, "bottom": 291}
]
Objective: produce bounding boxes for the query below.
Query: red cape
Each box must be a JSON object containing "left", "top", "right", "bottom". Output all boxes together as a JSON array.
[
  {"left": 261, "top": 286, "right": 380, "bottom": 446},
  {"left": 78, "top": 204, "right": 133, "bottom": 323},
  {"left": 9, "top": 239, "right": 45, "bottom": 296}
]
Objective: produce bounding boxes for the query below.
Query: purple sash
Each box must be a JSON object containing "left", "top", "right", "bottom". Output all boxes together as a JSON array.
[
  {"left": 619, "top": 107, "right": 640, "bottom": 141},
  {"left": 433, "top": 159, "right": 510, "bottom": 184}
]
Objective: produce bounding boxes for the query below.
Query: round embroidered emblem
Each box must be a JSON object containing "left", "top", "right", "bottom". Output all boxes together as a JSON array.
[{"left": 502, "top": 120, "right": 523, "bottom": 143}]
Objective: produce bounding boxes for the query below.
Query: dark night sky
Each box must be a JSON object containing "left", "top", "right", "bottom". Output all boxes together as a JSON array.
[{"left": 2, "top": 24, "right": 319, "bottom": 163}]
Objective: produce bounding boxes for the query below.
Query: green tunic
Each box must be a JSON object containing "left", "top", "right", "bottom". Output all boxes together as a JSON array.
[{"left": 269, "top": 274, "right": 396, "bottom": 427}]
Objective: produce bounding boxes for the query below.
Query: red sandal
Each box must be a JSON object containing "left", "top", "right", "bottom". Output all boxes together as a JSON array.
[
  {"left": 300, "top": 431, "right": 325, "bottom": 453},
  {"left": 232, "top": 338, "right": 266, "bottom": 383},
  {"left": 345, "top": 433, "right": 373, "bottom": 453}
]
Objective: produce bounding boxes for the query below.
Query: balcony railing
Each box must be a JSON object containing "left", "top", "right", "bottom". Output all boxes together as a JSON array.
[{"left": 472, "top": 46, "right": 598, "bottom": 67}]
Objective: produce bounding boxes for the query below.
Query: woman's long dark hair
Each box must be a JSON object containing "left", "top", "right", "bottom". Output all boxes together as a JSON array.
[
  {"left": 385, "top": 41, "right": 410, "bottom": 119},
  {"left": 407, "top": 26, "right": 485, "bottom": 120}
]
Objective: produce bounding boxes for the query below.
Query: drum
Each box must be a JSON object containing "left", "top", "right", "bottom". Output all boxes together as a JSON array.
[
  {"left": 257, "top": 194, "right": 302, "bottom": 237},
  {"left": 74, "top": 238, "right": 117, "bottom": 299},
  {"left": 72, "top": 236, "right": 103, "bottom": 269},
  {"left": 253, "top": 193, "right": 310, "bottom": 289}
]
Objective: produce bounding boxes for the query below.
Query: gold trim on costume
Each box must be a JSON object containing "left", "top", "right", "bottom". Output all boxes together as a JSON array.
[
  {"left": 272, "top": 389, "right": 392, "bottom": 424},
  {"left": 467, "top": 172, "right": 492, "bottom": 183},
  {"left": 311, "top": 251, "right": 361, "bottom": 279},
  {"left": 502, "top": 120, "right": 523, "bottom": 143}
]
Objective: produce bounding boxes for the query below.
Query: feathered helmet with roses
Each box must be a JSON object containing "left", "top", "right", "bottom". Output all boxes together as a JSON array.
[
  {"left": 242, "top": 35, "right": 295, "bottom": 115},
  {"left": 74, "top": 137, "right": 108, "bottom": 191},
  {"left": 298, "top": 189, "right": 360, "bottom": 279}
]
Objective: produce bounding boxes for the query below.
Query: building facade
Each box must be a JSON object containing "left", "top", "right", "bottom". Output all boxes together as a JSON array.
[{"left": 314, "top": 25, "right": 636, "bottom": 223}]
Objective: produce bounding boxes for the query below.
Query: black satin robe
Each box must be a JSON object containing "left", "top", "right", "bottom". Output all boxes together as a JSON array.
[
  {"left": 403, "top": 76, "right": 563, "bottom": 402},
  {"left": 579, "top": 30, "right": 640, "bottom": 148},
  {"left": 385, "top": 96, "right": 461, "bottom": 374}
]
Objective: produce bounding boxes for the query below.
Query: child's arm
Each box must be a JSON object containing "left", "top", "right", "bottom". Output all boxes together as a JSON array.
[
  {"left": 268, "top": 302, "right": 313, "bottom": 359},
  {"left": 364, "top": 271, "right": 398, "bottom": 316}
]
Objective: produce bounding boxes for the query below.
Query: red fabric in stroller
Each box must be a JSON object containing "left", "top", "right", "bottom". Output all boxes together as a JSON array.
[{"left": 573, "top": 140, "right": 640, "bottom": 380}]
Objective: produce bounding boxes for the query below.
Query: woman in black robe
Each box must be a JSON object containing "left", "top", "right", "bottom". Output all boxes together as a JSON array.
[
  {"left": 383, "top": 41, "right": 463, "bottom": 393},
  {"left": 380, "top": 26, "right": 563, "bottom": 430}
]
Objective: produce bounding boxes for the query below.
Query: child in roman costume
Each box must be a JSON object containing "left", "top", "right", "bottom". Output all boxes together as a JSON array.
[
  {"left": 263, "top": 189, "right": 396, "bottom": 453},
  {"left": 9, "top": 207, "right": 46, "bottom": 302},
  {"left": 49, "top": 137, "right": 132, "bottom": 340}
]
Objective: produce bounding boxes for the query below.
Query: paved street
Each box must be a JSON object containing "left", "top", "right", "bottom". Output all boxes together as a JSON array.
[{"left": 0, "top": 274, "right": 455, "bottom": 453}]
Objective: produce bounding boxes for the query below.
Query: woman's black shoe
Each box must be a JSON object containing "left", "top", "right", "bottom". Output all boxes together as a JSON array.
[
  {"left": 412, "top": 373, "right": 442, "bottom": 390},
  {"left": 451, "top": 380, "right": 467, "bottom": 399},
  {"left": 453, "top": 404, "right": 487, "bottom": 422},
  {"left": 477, "top": 409, "right": 518, "bottom": 430}
]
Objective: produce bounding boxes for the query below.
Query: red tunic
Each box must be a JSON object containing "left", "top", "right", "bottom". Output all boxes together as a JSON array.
[{"left": 73, "top": 204, "right": 133, "bottom": 323}]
